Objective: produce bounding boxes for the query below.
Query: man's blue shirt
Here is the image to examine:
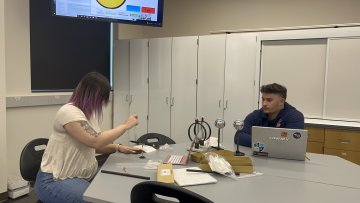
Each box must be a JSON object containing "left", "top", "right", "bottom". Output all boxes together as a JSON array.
[{"left": 234, "top": 102, "right": 304, "bottom": 147}]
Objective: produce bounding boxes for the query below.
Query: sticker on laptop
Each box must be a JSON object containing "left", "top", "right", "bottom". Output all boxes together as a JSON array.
[
  {"left": 253, "top": 142, "right": 268, "bottom": 156},
  {"left": 293, "top": 132, "right": 302, "bottom": 139},
  {"left": 253, "top": 142, "right": 265, "bottom": 152}
]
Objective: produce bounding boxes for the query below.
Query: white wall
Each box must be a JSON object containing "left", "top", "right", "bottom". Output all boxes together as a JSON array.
[
  {"left": 118, "top": 0, "right": 360, "bottom": 39},
  {"left": 4, "top": 0, "right": 113, "bottom": 178},
  {"left": 0, "top": 0, "right": 7, "bottom": 196}
]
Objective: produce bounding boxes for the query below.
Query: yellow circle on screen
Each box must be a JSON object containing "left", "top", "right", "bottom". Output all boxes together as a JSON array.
[{"left": 96, "top": 0, "right": 126, "bottom": 9}]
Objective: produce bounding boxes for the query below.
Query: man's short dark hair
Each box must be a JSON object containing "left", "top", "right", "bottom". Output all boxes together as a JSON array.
[{"left": 260, "top": 83, "right": 287, "bottom": 99}]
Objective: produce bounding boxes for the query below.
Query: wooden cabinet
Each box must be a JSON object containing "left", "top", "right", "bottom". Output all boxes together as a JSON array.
[
  {"left": 324, "top": 129, "right": 360, "bottom": 151},
  {"left": 305, "top": 127, "right": 360, "bottom": 165},
  {"left": 306, "top": 127, "right": 324, "bottom": 154},
  {"left": 324, "top": 129, "right": 360, "bottom": 165},
  {"left": 307, "top": 141, "right": 324, "bottom": 154},
  {"left": 324, "top": 148, "right": 360, "bottom": 165}
]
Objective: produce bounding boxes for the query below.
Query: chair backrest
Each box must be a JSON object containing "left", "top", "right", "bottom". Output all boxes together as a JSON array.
[
  {"left": 20, "top": 138, "right": 49, "bottom": 183},
  {"left": 131, "top": 181, "right": 214, "bottom": 203},
  {"left": 137, "top": 133, "right": 176, "bottom": 149}
]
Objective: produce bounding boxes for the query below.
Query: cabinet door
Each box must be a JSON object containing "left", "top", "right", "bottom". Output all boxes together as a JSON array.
[
  {"left": 223, "top": 33, "right": 257, "bottom": 143},
  {"left": 113, "top": 40, "right": 130, "bottom": 144},
  {"left": 197, "top": 35, "right": 226, "bottom": 135},
  {"left": 148, "top": 38, "right": 172, "bottom": 136},
  {"left": 129, "top": 39, "right": 149, "bottom": 141},
  {"left": 171, "top": 36, "right": 198, "bottom": 143}
]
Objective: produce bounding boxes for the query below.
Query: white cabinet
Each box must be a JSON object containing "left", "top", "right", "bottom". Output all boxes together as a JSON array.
[
  {"left": 197, "top": 35, "right": 226, "bottom": 134},
  {"left": 113, "top": 34, "right": 258, "bottom": 144},
  {"left": 222, "top": 33, "right": 258, "bottom": 143},
  {"left": 171, "top": 36, "right": 198, "bottom": 143},
  {"left": 113, "top": 40, "right": 130, "bottom": 144},
  {"left": 148, "top": 38, "right": 172, "bottom": 136},
  {"left": 129, "top": 39, "right": 149, "bottom": 141},
  {"left": 147, "top": 36, "right": 198, "bottom": 143},
  {"left": 197, "top": 34, "right": 257, "bottom": 143}
]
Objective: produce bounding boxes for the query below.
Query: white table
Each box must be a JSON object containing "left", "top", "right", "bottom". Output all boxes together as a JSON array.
[{"left": 84, "top": 143, "right": 360, "bottom": 203}]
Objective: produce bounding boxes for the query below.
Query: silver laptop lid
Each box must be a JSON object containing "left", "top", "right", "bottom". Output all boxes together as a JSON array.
[{"left": 251, "top": 126, "right": 308, "bottom": 161}]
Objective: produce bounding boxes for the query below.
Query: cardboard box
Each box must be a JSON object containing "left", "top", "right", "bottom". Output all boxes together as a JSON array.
[{"left": 157, "top": 163, "right": 175, "bottom": 184}]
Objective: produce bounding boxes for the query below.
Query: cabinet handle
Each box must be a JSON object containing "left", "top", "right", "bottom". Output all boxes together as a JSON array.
[
  {"left": 126, "top": 94, "right": 129, "bottom": 102},
  {"left": 171, "top": 97, "right": 174, "bottom": 106},
  {"left": 224, "top": 100, "right": 228, "bottom": 110},
  {"left": 218, "top": 100, "right": 221, "bottom": 108},
  {"left": 129, "top": 95, "right": 133, "bottom": 105},
  {"left": 341, "top": 152, "right": 347, "bottom": 156},
  {"left": 338, "top": 139, "right": 350, "bottom": 144},
  {"left": 166, "top": 97, "right": 169, "bottom": 105}
]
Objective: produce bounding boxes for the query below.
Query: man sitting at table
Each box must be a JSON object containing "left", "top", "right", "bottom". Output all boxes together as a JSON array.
[{"left": 234, "top": 83, "right": 304, "bottom": 147}]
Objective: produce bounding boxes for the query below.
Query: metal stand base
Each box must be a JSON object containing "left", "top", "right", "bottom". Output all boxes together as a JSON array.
[{"left": 234, "top": 150, "right": 245, "bottom": 156}]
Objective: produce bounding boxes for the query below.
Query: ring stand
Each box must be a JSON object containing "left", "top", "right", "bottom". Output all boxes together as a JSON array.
[
  {"left": 139, "top": 144, "right": 146, "bottom": 159},
  {"left": 211, "top": 128, "right": 223, "bottom": 150}
]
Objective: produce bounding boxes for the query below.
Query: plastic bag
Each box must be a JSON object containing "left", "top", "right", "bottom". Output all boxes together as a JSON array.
[{"left": 204, "top": 152, "right": 237, "bottom": 179}]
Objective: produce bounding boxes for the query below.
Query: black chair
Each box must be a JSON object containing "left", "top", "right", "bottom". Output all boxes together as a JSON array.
[
  {"left": 96, "top": 153, "right": 111, "bottom": 168},
  {"left": 131, "top": 181, "right": 214, "bottom": 203},
  {"left": 19, "top": 138, "right": 49, "bottom": 185},
  {"left": 137, "top": 133, "right": 176, "bottom": 149}
]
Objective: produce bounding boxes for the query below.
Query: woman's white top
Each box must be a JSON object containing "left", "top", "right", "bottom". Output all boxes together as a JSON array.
[{"left": 41, "top": 103, "right": 100, "bottom": 180}]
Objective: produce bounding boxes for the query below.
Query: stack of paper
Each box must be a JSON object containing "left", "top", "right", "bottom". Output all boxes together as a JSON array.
[
  {"left": 134, "top": 145, "right": 157, "bottom": 153},
  {"left": 173, "top": 167, "right": 217, "bottom": 186}
]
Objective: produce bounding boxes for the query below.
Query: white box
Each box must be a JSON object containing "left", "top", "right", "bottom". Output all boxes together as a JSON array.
[
  {"left": 8, "top": 185, "right": 30, "bottom": 199},
  {"left": 7, "top": 176, "right": 29, "bottom": 190}
]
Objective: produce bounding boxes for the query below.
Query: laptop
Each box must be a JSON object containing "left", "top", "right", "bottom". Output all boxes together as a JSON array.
[
  {"left": 251, "top": 126, "right": 308, "bottom": 161},
  {"left": 163, "top": 140, "right": 195, "bottom": 165}
]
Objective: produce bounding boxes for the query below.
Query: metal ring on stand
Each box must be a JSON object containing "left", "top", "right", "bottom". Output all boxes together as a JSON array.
[
  {"left": 199, "top": 117, "right": 211, "bottom": 140},
  {"left": 187, "top": 120, "right": 207, "bottom": 142}
]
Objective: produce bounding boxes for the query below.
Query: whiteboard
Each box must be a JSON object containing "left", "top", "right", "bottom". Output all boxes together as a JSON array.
[
  {"left": 325, "top": 38, "right": 360, "bottom": 121},
  {"left": 261, "top": 39, "right": 327, "bottom": 118}
]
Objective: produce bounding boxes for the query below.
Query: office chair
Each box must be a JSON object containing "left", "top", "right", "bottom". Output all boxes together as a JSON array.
[
  {"left": 19, "top": 138, "right": 49, "bottom": 185},
  {"left": 96, "top": 153, "right": 111, "bottom": 168},
  {"left": 137, "top": 133, "right": 176, "bottom": 149},
  {"left": 131, "top": 181, "right": 214, "bottom": 203}
]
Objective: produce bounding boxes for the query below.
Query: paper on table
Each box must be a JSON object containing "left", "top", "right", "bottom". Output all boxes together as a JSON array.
[
  {"left": 144, "top": 160, "right": 161, "bottom": 170},
  {"left": 236, "top": 171, "right": 263, "bottom": 179},
  {"left": 173, "top": 167, "right": 218, "bottom": 186},
  {"left": 134, "top": 145, "right": 157, "bottom": 153}
]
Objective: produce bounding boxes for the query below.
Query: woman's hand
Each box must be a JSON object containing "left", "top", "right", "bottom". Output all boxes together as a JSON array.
[
  {"left": 124, "top": 114, "right": 138, "bottom": 130},
  {"left": 118, "top": 145, "right": 143, "bottom": 154}
]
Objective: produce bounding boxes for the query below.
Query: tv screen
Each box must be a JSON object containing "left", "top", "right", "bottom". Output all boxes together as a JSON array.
[{"left": 52, "top": 0, "right": 164, "bottom": 27}]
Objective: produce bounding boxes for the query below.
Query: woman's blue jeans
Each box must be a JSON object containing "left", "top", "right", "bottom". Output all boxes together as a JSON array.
[{"left": 34, "top": 170, "right": 90, "bottom": 203}]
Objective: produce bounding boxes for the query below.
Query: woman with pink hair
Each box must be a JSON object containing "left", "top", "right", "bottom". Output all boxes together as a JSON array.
[{"left": 35, "top": 72, "right": 141, "bottom": 203}]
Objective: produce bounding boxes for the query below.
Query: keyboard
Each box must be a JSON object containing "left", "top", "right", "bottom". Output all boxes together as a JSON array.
[{"left": 164, "top": 155, "right": 187, "bottom": 165}]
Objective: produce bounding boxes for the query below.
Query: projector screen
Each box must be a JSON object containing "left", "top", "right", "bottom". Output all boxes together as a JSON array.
[{"left": 52, "top": 0, "right": 164, "bottom": 27}]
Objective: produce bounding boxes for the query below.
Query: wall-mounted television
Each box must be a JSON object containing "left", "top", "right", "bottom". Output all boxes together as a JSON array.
[{"left": 52, "top": 0, "right": 164, "bottom": 27}]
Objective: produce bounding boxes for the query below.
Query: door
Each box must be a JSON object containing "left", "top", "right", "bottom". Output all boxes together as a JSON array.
[
  {"left": 197, "top": 34, "right": 226, "bottom": 138},
  {"left": 171, "top": 36, "right": 198, "bottom": 143},
  {"left": 148, "top": 38, "right": 172, "bottom": 136},
  {"left": 129, "top": 39, "right": 149, "bottom": 141},
  {"left": 113, "top": 40, "right": 131, "bottom": 144},
  {"left": 223, "top": 33, "right": 258, "bottom": 143}
]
